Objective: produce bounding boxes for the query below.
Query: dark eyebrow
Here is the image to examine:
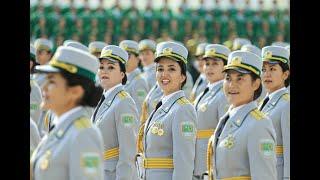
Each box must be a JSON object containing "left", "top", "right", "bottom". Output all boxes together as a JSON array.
[{"left": 168, "top": 64, "right": 176, "bottom": 67}]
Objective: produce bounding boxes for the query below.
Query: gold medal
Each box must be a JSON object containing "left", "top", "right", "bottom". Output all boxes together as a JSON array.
[
  {"left": 157, "top": 129, "right": 164, "bottom": 136},
  {"left": 40, "top": 158, "right": 49, "bottom": 170},
  {"left": 151, "top": 126, "right": 159, "bottom": 134},
  {"left": 200, "top": 105, "right": 207, "bottom": 112}
]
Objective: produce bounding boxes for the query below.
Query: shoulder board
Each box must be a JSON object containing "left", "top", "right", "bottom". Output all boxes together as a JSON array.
[
  {"left": 134, "top": 74, "right": 142, "bottom": 80},
  {"left": 250, "top": 109, "right": 266, "bottom": 121},
  {"left": 282, "top": 93, "right": 290, "bottom": 101},
  {"left": 177, "top": 97, "right": 191, "bottom": 105},
  {"left": 73, "top": 117, "right": 92, "bottom": 130},
  {"left": 118, "top": 91, "right": 129, "bottom": 100}
]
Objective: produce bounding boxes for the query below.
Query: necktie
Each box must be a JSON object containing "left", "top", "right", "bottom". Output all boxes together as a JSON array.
[
  {"left": 195, "top": 87, "right": 209, "bottom": 110},
  {"left": 259, "top": 96, "right": 270, "bottom": 111},
  {"left": 146, "top": 101, "right": 162, "bottom": 129},
  {"left": 216, "top": 114, "right": 230, "bottom": 139},
  {"left": 49, "top": 123, "right": 55, "bottom": 132},
  {"left": 92, "top": 95, "right": 106, "bottom": 122}
]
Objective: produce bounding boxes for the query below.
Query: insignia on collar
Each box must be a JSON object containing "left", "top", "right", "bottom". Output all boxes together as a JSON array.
[
  {"left": 282, "top": 93, "right": 290, "bottom": 101},
  {"left": 74, "top": 117, "right": 91, "bottom": 130},
  {"left": 250, "top": 109, "right": 266, "bottom": 120}
]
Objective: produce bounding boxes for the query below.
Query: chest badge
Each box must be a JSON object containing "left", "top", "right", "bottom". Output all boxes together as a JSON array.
[
  {"left": 200, "top": 104, "right": 207, "bottom": 112},
  {"left": 223, "top": 134, "right": 235, "bottom": 149},
  {"left": 151, "top": 122, "right": 164, "bottom": 136},
  {"left": 40, "top": 150, "right": 51, "bottom": 170}
]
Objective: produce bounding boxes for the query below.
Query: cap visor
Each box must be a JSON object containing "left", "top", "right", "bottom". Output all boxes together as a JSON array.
[
  {"left": 223, "top": 66, "right": 251, "bottom": 74},
  {"left": 154, "top": 55, "right": 180, "bottom": 63},
  {"left": 99, "top": 57, "right": 118, "bottom": 63},
  {"left": 34, "top": 65, "right": 60, "bottom": 73}
]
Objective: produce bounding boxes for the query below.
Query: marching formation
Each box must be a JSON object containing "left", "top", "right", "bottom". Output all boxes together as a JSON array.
[{"left": 30, "top": 36, "right": 290, "bottom": 180}]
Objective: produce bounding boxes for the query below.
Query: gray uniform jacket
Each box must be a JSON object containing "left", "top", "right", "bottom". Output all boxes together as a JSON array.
[
  {"left": 92, "top": 85, "right": 139, "bottom": 180},
  {"left": 142, "top": 91, "right": 197, "bottom": 180},
  {"left": 259, "top": 88, "right": 290, "bottom": 180},
  {"left": 125, "top": 68, "right": 149, "bottom": 116},
  {"left": 212, "top": 101, "right": 277, "bottom": 180},
  {"left": 144, "top": 83, "right": 163, "bottom": 116},
  {"left": 190, "top": 75, "right": 208, "bottom": 102},
  {"left": 182, "top": 71, "right": 194, "bottom": 97},
  {"left": 30, "top": 107, "right": 104, "bottom": 180},
  {"left": 193, "top": 81, "right": 229, "bottom": 176},
  {"left": 142, "top": 64, "right": 157, "bottom": 89},
  {"left": 30, "top": 118, "right": 41, "bottom": 156},
  {"left": 30, "top": 79, "right": 42, "bottom": 129}
]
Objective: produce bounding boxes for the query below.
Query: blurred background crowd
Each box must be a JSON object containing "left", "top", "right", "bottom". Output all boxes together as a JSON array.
[{"left": 30, "top": 0, "right": 290, "bottom": 53}]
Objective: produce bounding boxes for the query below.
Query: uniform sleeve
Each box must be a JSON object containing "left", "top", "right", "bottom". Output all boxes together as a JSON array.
[
  {"left": 281, "top": 104, "right": 290, "bottom": 179},
  {"left": 69, "top": 128, "right": 104, "bottom": 180},
  {"left": 132, "top": 79, "right": 149, "bottom": 116},
  {"left": 247, "top": 120, "right": 277, "bottom": 180},
  {"left": 30, "top": 119, "right": 41, "bottom": 150},
  {"left": 115, "top": 99, "right": 139, "bottom": 180},
  {"left": 172, "top": 105, "right": 197, "bottom": 180}
]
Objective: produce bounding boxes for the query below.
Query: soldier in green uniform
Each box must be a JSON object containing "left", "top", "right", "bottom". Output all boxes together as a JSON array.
[
  {"left": 31, "top": 46, "right": 105, "bottom": 180},
  {"left": 260, "top": 46, "right": 290, "bottom": 180}
]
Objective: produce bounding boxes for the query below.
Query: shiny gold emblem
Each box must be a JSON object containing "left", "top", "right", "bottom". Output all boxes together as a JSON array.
[
  {"left": 40, "top": 150, "right": 51, "bottom": 170},
  {"left": 223, "top": 135, "right": 235, "bottom": 149},
  {"left": 205, "top": 48, "right": 216, "bottom": 57},
  {"left": 151, "top": 126, "right": 159, "bottom": 134},
  {"left": 200, "top": 104, "right": 207, "bottom": 112},
  {"left": 102, "top": 49, "right": 113, "bottom": 57},
  {"left": 264, "top": 51, "right": 272, "bottom": 59},
  {"left": 162, "top": 47, "right": 173, "bottom": 55},
  {"left": 231, "top": 56, "right": 242, "bottom": 65},
  {"left": 121, "top": 44, "right": 128, "bottom": 50},
  {"left": 157, "top": 129, "right": 164, "bottom": 136}
]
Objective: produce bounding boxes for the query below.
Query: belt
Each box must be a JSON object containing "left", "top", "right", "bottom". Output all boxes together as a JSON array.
[
  {"left": 197, "top": 129, "right": 215, "bottom": 139},
  {"left": 104, "top": 147, "right": 119, "bottom": 160},
  {"left": 220, "top": 176, "right": 251, "bottom": 180},
  {"left": 143, "top": 157, "right": 174, "bottom": 169},
  {"left": 276, "top": 145, "right": 283, "bottom": 155}
]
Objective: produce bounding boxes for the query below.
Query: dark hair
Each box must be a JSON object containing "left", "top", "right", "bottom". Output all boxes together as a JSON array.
[
  {"left": 278, "top": 62, "right": 290, "bottom": 87},
  {"left": 60, "top": 70, "right": 103, "bottom": 107},
  {"left": 30, "top": 59, "right": 37, "bottom": 74},
  {"left": 177, "top": 60, "right": 187, "bottom": 89},
  {"left": 249, "top": 72, "right": 262, "bottom": 101},
  {"left": 119, "top": 61, "right": 127, "bottom": 85}
]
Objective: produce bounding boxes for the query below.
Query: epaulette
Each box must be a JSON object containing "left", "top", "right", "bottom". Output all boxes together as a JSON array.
[
  {"left": 177, "top": 97, "right": 191, "bottom": 105},
  {"left": 118, "top": 90, "right": 129, "bottom": 100},
  {"left": 282, "top": 93, "right": 290, "bottom": 101},
  {"left": 134, "top": 74, "right": 142, "bottom": 80},
  {"left": 73, "top": 117, "right": 91, "bottom": 130},
  {"left": 250, "top": 109, "right": 266, "bottom": 120}
]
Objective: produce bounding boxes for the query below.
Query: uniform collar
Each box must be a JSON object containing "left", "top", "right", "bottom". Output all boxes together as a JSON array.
[
  {"left": 127, "top": 68, "right": 141, "bottom": 82},
  {"left": 266, "top": 87, "right": 289, "bottom": 107},
  {"left": 160, "top": 90, "right": 185, "bottom": 113},
  {"left": 143, "top": 63, "right": 156, "bottom": 72},
  {"left": 103, "top": 83, "right": 123, "bottom": 98},
  {"left": 267, "top": 87, "right": 287, "bottom": 100},
  {"left": 208, "top": 80, "right": 224, "bottom": 91},
  {"left": 228, "top": 101, "right": 257, "bottom": 127},
  {"left": 52, "top": 106, "right": 82, "bottom": 128},
  {"left": 200, "top": 73, "right": 206, "bottom": 80}
]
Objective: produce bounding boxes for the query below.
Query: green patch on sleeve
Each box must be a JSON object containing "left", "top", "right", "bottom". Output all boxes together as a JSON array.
[
  {"left": 260, "top": 139, "right": 275, "bottom": 157},
  {"left": 181, "top": 122, "right": 195, "bottom": 137},
  {"left": 121, "top": 114, "right": 135, "bottom": 127},
  {"left": 137, "top": 89, "right": 147, "bottom": 100},
  {"left": 81, "top": 153, "right": 100, "bottom": 175}
]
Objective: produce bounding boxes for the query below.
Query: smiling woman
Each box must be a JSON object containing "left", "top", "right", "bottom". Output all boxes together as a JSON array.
[
  {"left": 204, "top": 50, "right": 277, "bottom": 180},
  {"left": 135, "top": 41, "right": 197, "bottom": 180}
]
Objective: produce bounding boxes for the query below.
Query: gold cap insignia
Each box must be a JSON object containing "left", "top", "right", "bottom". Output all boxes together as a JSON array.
[
  {"left": 264, "top": 51, "right": 272, "bottom": 59},
  {"left": 231, "top": 56, "right": 242, "bottom": 65},
  {"left": 121, "top": 44, "right": 128, "bottom": 50},
  {"left": 162, "top": 47, "right": 173, "bottom": 55},
  {"left": 102, "top": 49, "right": 112, "bottom": 57},
  {"left": 205, "top": 48, "right": 216, "bottom": 57}
]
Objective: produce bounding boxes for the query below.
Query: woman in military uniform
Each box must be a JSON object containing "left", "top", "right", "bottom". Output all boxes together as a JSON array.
[
  {"left": 30, "top": 46, "right": 104, "bottom": 180},
  {"left": 92, "top": 45, "right": 139, "bottom": 180},
  {"left": 260, "top": 46, "right": 290, "bottom": 180},
  {"left": 204, "top": 51, "right": 277, "bottom": 180},
  {"left": 119, "top": 40, "right": 149, "bottom": 116},
  {"left": 193, "top": 44, "right": 230, "bottom": 179},
  {"left": 136, "top": 41, "right": 197, "bottom": 180}
]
